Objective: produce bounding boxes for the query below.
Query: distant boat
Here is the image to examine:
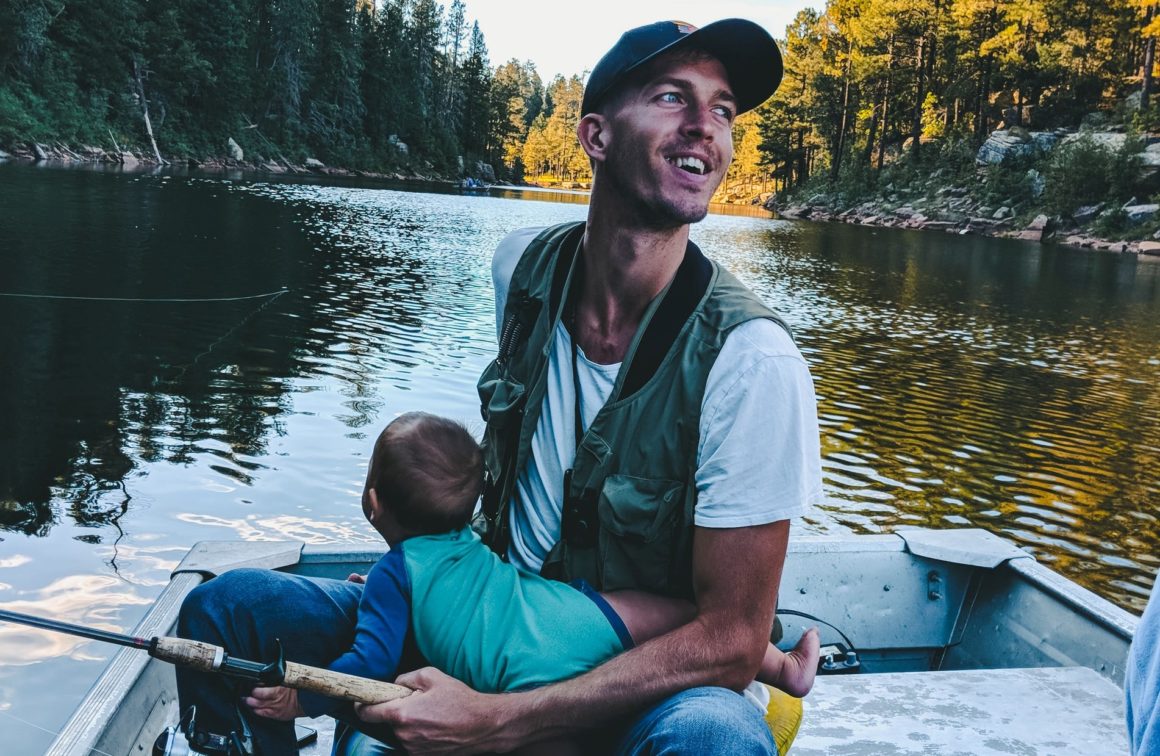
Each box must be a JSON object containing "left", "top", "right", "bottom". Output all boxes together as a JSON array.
[{"left": 45, "top": 528, "right": 1135, "bottom": 754}]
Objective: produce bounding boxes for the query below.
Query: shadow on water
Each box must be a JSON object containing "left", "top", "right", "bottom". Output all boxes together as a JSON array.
[{"left": 0, "top": 168, "right": 456, "bottom": 538}]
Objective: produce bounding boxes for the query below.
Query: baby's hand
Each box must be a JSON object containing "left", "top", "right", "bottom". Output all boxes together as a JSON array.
[{"left": 244, "top": 685, "right": 304, "bottom": 721}]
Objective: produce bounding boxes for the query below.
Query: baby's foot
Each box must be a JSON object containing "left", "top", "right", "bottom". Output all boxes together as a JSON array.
[{"left": 779, "top": 627, "right": 820, "bottom": 697}]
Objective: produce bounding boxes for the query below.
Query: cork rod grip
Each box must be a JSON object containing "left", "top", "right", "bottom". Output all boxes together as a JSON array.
[
  {"left": 283, "top": 661, "right": 413, "bottom": 703},
  {"left": 151, "top": 637, "right": 223, "bottom": 671},
  {"left": 150, "top": 637, "right": 413, "bottom": 704}
]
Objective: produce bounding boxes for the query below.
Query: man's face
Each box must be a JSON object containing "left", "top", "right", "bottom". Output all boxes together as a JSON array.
[{"left": 597, "top": 52, "right": 736, "bottom": 227}]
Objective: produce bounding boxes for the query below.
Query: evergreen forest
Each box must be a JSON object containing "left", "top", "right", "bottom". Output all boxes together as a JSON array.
[{"left": 2, "top": 0, "right": 1159, "bottom": 201}]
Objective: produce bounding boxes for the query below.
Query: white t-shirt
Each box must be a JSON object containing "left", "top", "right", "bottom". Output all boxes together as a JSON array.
[{"left": 493, "top": 227, "right": 822, "bottom": 573}]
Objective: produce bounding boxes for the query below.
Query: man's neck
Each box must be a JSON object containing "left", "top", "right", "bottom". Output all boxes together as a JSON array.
[{"left": 573, "top": 204, "right": 689, "bottom": 364}]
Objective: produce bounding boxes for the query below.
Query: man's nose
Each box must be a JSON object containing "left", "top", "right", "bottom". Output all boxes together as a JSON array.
[{"left": 679, "top": 104, "right": 715, "bottom": 139}]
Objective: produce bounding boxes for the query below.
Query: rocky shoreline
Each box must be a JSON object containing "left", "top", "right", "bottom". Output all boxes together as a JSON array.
[
  {"left": 767, "top": 127, "right": 1160, "bottom": 259},
  {"left": 772, "top": 196, "right": 1160, "bottom": 257},
  {"left": 0, "top": 141, "right": 482, "bottom": 186}
]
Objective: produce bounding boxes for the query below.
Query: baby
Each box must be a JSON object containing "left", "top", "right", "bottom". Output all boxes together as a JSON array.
[{"left": 249, "top": 412, "right": 818, "bottom": 743}]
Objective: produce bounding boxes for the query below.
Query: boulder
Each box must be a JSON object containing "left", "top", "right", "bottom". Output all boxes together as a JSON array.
[
  {"left": 993, "top": 206, "right": 1012, "bottom": 220},
  {"left": 921, "top": 220, "right": 955, "bottom": 231},
  {"left": 304, "top": 157, "right": 325, "bottom": 169},
  {"left": 1141, "top": 143, "right": 1160, "bottom": 169},
  {"left": 0, "top": 149, "right": 8, "bottom": 161},
  {"left": 1072, "top": 203, "right": 1105, "bottom": 225},
  {"left": 1030, "top": 131, "right": 1066, "bottom": 153},
  {"left": 472, "top": 161, "right": 496, "bottom": 183},
  {"left": 33, "top": 143, "right": 48, "bottom": 161},
  {"left": 121, "top": 152, "right": 139, "bottom": 168},
  {"left": 1026, "top": 168, "right": 1045, "bottom": 198},
  {"left": 227, "top": 137, "right": 244, "bottom": 161},
  {"left": 395, "top": 140, "right": 409, "bottom": 156},
  {"left": 1138, "top": 241, "right": 1160, "bottom": 255},
  {"left": 976, "top": 130, "right": 1034, "bottom": 165},
  {"left": 1124, "top": 204, "right": 1159, "bottom": 225},
  {"left": 263, "top": 162, "right": 286, "bottom": 174},
  {"left": 1015, "top": 214, "right": 1052, "bottom": 241},
  {"left": 1059, "top": 131, "right": 1128, "bottom": 152}
]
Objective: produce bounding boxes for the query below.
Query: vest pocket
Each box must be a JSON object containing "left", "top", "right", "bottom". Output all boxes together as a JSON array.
[
  {"left": 479, "top": 376, "right": 526, "bottom": 470},
  {"left": 596, "top": 474, "right": 685, "bottom": 593}
]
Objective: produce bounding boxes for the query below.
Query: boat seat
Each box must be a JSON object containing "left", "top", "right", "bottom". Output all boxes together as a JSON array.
[{"left": 793, "top": 666, "right": 1127, "bottom": 755}]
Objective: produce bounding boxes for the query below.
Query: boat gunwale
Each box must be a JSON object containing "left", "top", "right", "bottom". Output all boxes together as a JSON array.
[{"left": 46, "top": 529, "right": 1141, "bottom": 755}]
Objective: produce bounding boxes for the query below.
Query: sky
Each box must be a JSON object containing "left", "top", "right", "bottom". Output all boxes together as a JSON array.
[{"left": 461, "top": 1, "right": 813, "bottom": 83}]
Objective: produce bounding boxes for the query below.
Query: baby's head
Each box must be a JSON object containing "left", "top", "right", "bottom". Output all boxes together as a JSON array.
[{"left": 362, "top": 412, "right": 483, "bottom": 542}]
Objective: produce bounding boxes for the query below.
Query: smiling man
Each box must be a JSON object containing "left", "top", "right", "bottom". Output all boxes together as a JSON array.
[{"left": 354, "top": 19, "right": 823, "bottom": 755}]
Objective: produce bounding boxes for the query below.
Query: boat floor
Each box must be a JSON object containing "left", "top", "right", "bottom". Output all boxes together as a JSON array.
[
  {"left": 794, "top": 666, "right": 1127, "bottom": 755},
  {"left": 292, "top": 666, "right": 1127, "bottom": 754}
]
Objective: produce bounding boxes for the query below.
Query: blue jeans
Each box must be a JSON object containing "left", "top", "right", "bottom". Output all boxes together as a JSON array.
[
  {"left": 336, "top": 686, "right": 777, "bottom": 755},
  {"left": 176, "top": 568, "right": 391, "bottom": 753},
  {"left": 180, "top": 569, "right": 777, "bottom": 755}
]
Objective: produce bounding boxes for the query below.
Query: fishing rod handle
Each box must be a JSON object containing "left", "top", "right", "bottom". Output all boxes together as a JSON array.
[
  {"left": 283, "top": 661, "right": 413, "bottom": 704},
  {"left": 150, "top": 637, "right": 413, "bottom": 703},
  {"left": 152, "top": 637, "right": 224, "bottom": 670}
]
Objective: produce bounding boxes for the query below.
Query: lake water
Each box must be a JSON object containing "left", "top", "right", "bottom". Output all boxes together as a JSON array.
[{"left": 1, "top": 163, "right": 1158, "bottom": 752}]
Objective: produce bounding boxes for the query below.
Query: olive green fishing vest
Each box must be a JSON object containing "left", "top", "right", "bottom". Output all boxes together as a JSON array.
[{"left": 476, "top": 221, "right": 789, "bottom": 599}]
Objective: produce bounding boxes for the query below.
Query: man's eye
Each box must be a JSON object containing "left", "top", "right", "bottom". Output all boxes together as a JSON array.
[
  {"left": 658, "top": 92, "right": 682, "bottom": 104},
  {"left": 712, "top": 105, "right": 734, "bottom": 120}
]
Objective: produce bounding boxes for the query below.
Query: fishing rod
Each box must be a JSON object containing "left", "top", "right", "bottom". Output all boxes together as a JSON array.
[{"left": 0, "top": 608, "right": 413, "bottom": 705}]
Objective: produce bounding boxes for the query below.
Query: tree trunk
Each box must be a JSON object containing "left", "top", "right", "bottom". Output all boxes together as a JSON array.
[
  {"left": 878, "top": 36, "right": 896, "bottom": 170},
  {"left": 1144, "top": 9, "right": 1156, "bottom": 111},
  {"left": 133, "top": 58, "right": 165, "bottom": 164},
  {"left": 863, "top": 81, "right": 882, "bottom": 165},
  {"left": 976, "top": 54, "right": 993, "bottom": 140},
  {"left": 910, "top": 34, "right": 927, "bottom": 157},
  {"left": 830, "top": 51, "right": 853, "bottom": 180}
]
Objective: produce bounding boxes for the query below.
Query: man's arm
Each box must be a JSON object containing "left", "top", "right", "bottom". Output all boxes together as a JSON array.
[{"left": 356, "top": 520, "right": 789, "bottom": 755}]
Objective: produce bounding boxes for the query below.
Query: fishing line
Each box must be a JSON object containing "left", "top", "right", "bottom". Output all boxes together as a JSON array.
[
  {"left": 0, "top": 288, "right": 288, "bottom": 303},
  {"left": 0, "top": 708, "right": 117, "bottom": 756}
]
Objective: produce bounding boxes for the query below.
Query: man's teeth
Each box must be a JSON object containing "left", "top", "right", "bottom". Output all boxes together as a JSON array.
[{"left": 670, "top": 156, "right": 706, "bottom": 175}]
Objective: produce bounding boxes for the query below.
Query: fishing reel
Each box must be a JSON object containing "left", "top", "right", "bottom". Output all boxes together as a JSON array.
[{"left": 152, "top": 705, "right": 254, "bottom": 756}]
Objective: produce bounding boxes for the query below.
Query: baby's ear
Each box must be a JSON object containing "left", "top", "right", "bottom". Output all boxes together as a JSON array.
[{"left": 365, "top": 488, "right": 383, "bottom": 522}]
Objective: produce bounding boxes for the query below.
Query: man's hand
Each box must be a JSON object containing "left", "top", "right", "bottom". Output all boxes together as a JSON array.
[
  {"left": 347, "top": 572, "right": 367, "bottom": 584},
  {"left": 355, "top": 667, "right": 517, "bottom": 755},
  {"left": 243, "top": 685, "right": 304, "bottom": 721}
]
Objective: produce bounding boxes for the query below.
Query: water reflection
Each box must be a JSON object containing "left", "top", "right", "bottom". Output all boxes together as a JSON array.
[
  {"left": 0, "top": 572, "right": 157, "bottom": 665},
  {"left": 699, "top": 221, "right": 1160, "bottom": 606}
]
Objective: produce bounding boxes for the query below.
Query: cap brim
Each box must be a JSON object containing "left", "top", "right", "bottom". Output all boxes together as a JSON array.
[{"left": 624, "top": 19, "right": 783, "bottom": 115}]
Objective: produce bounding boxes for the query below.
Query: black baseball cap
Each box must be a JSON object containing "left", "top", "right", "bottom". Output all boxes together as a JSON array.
[{"left": 580, "top": 19, "right": 783, "bottom": 117}]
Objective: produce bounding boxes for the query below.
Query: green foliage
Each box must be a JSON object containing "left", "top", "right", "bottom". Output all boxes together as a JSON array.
[
  {"left": 1043, "top": 134, "right": 1143, "bottom": 217},
  {"left": 0, "top": 0, "right": 546, "bottom": 179},
  {"left": 978, "top": 163, "right": 1034, "bottom": 208}
]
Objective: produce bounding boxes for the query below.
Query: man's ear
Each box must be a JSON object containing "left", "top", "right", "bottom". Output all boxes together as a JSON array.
[{"left": 577, "top": 113, "right": 609, "bottom": 163}]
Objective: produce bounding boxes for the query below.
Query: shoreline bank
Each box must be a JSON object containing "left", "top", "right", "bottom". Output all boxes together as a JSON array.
[{"left": 770, "top": 194, "right": 1160, "bottom": 259}]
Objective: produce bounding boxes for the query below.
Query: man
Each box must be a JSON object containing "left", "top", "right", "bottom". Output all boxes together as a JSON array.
[
  {"left": 1126, "top": 579, "right": 1158, "bottom": 755},
  {"left": 353, "top": 18, "right": 822, "bottom": 754}
]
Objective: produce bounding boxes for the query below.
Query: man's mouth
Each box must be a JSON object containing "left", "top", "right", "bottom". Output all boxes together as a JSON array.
[{"left": 666, "top": 156, "right": 708, "bottom": 175}]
